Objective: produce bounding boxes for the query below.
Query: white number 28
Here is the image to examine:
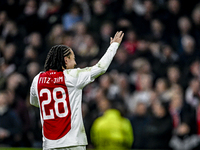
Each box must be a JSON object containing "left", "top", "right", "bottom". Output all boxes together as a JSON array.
[{"left": 40, "top": 87, "right": 68, "bottom": 120}]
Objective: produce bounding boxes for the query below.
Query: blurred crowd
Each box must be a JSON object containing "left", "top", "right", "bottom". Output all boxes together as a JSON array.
[{"left": 1, "top": 0, "right": 200, "bottom": 149}]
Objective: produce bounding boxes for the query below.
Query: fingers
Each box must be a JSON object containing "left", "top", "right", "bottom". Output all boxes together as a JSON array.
[
  {"left": 114, "top": 31, "right": 123, "bottom": 38},
  {"left": 114, "top": 31, "right": 118, "bottom": 38},
  {"left": 120, "top": 32, "right": 124, "bottom": 39},
  {"left": 111, "top": 31, "right": 124, "bottom": 44}
]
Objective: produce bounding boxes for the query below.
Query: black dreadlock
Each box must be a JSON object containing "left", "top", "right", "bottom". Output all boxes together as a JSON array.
[{"left": 44, "top": 45, "right": 71, "bottom": 71}]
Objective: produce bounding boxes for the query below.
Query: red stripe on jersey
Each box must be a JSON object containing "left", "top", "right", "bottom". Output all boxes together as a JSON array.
[{"left": 37, "top": 71, "right": 71, "bottom": 140}]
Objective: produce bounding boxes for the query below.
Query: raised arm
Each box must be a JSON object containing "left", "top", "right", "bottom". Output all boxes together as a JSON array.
[
  {"left": 67, "top": 31, "right": 124, "bottom": 89},
  {"left": 90, "top": 31, "right": 124, "bottom": 79}
]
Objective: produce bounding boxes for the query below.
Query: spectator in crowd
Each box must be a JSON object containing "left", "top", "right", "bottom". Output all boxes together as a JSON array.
[
  {"left": 185, "top": 78, "right": 200, "bottom": 108},
  {"left": 130, "top": 102, "right": 148, "bottom": 149},
  {"left": 169, "top": 93, "right": 198, "bottom": 150},
  {"left": 17, "top": 0, "right": 42, "bottom": 35},
  {"left": 149, "top": 19, "right": 170, "bottom": 44},
  {"left": 183, "top": 60, "right": 200, "bottom": 88},
  {"left": 47, "top": 24, "right": 64, "bottom": 48},
  {"left": 72, "top": 21, "right": 87, "bottom": 51},
  {"left": 62, "top": 3, "right": 82, "bottom": 31},
  {"left": 128, "top": 74, "right": 153, "bottom": 114},
  {"left": 167, "top": 65, "right": 181, "bottom": 87},
  {"left": 98, "top": 21, "right": 114, "bottom": 57},
  {"left": 0, "top": 90, "right": 22, "bottom": 147},
  {"left": 1, "top": 21, "right": 24, "bottom": 53},
  {"left": 154, "top": 78, "right": 170, "bottom": 100},
  {"left": 0, "top": 11, "right": 8, "bottom": 35},
  {"left": 129, "top": 57, "right": 152, "bottom": 90},
  {"left": 109, "top": 46, "right": 132, "bottom": 74},
  {"left": 89, "top": 0, "right": 113, "bottom": 33},
  {"left": 192, "top": 4, "right": 200, "bottom": 48},
  {"left": 76, "top": 33, "right": 99, "bottom": 63},
  {"left": 90, "top": 104, "right": 133, "bottom": 150},
  {"left": 0, "top": 44, "right": 18, "bottom": 89},
  {"left": 116, "top": 73, "right": 131, "bottom": 106},
  {"left": 166, "top": 0, "right": 182, "bottom": 37},
  {"left": 155, "top": 44, "right": 179, "bottom": 77},
  {"left": 122, "top": 29, "right": 138, "bottom": 55},
  {"left": 145, "top": 100, "right": 173, "bottom": 149},
  {"left": 179, "top": 35, "right": 200, "bottom": 68},
  {"left": 98, "top": 74, "right": 119, "bottom": 101}
]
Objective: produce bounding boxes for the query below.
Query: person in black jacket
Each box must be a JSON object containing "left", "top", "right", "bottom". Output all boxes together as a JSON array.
[
  {"left": 145, "top": 101, "right": 173, "bottom": 149},
  {"left": 0, "top": 90, "right": 22, "bottom": 147}
]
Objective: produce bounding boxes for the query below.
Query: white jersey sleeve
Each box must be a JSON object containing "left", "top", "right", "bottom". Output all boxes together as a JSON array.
[
  {"left": 64, "top": 42, "right": 119, "bottom": 89},
  {"left": 30, "top": 74, "right": 40, "bottom": 107}
]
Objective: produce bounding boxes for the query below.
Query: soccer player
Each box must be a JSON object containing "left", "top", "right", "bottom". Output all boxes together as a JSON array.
[{"left": 30, "top": 31, "right": 124, "bottom": 150}]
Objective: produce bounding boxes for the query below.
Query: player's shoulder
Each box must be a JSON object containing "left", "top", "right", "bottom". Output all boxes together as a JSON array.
[{"left": 63, "top": 67, "right": 91, "bottom": 78}]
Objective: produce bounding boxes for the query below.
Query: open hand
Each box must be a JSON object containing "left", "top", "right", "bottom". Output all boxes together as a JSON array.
[{"left": 110, "top": 31, "right": 124, "bottom": 45}]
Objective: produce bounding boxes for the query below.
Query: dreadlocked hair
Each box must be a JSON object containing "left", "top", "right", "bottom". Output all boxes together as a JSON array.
[{"left": 44, "top": 45, "right": 71, "bottom": 71}]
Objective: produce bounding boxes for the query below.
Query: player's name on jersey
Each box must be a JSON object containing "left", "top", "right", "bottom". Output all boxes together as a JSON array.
[{"left": 39, "top": 77, "right": 64, "bottom": 84}]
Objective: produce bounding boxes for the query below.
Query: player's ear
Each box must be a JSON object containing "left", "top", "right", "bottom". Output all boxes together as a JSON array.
[{"left": 64, "top": 56, "right": 68, "bottom": 65}]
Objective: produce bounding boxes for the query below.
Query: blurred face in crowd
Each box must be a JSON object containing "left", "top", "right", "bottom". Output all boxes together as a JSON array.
[
  {"left": 135, "top": 102, "right": 147, "bottom": 116},
  {"left": 181, "top": 35, "right": 195, "bottom": 53},
  {"left": 152, "top": 102, "right": 166, "bottom": 118},
  {"left": 63, "top": 35, "right": 74, "bottom": 48},
  {"left": 6, "top": 73, "right": 25, "bottom": 91},
  {"left": 178, "top": 17, "right": 191, "bottom": 34},
  {"left": 3, "top": 43, "right": 16, "bottom": 63},
  {"left": 95, "top": 88, "right": 106, "bottom": 100},
  {"left": 115, "top": 47, "right": 128, "bottom": 64},
  {"left": 84, "top": 34, "right": 95, "bottom": 47},
  {"left": 137, "top": 40, "right": 148, "bottom": 51},
  {"left": 151, "top": 19, "right": 164, "bottom": 34},
  {"left": 124, "top": 0, "right": 134, "bottom": 11},
  {"left": 162, "top": 45, "right": 173, "bottom": 58},
  {"left": 190, "top": 78, "right": 200, "bottom": 94},
  {"left": 126, "top": 30, "right": 137, "bottom": 42},
  {"left": 190, "top": 60, "right": 200, "bottom": 76},
  {"left": 24, "top": 46, "right": 37, "bottom": 60},
  {"left": 27, "top": 62, "right": 40, "bottom": 79},
  {"left": 192, "top": 8, "right": 200, "bottom": 25},
  {"left": 97, "top": 98, "right": 110, "bottom": 113},
  {"left": 118, "top": 74, "right": 129, "bottom": 90},
  {"left": 93, "top": 0, "right": 105, "bottom": 15},
  {"left": 140, "top": 74, "right": 152, "bottom": 90},
  {"left": 170, "top": 93, "right": 183, "bottom": 109},
  {"left": 167, "top": 66, "right": 180, "bottom": 83},
  {"left": 100, "top": 22, "right": 113, "bottom": 38},
  {"left": 100, "top": 74, "right": 111, "bottom": 89},
  {"left": 29, "top": 32, "right": 42, "bottom": 47},
  {"left": 24, "top": 0, "right": 37, "bottom": 15},
  {"left": 0, "top": 11, "right": 7, "bottom": 25},
  {"left": 155, "top": 78, "right": 168, "bottom": 94},
  {"left": 168, "top": 0, "right": 180, "bottom": 14},
  {"left": 4, "top": 21, "right": 17, "bottom": 35},
  {"left": 52, "top": 24, "right": 64, "bottom": 37},
  {"left": 144, "top": 0, "right": 154, "bottom": 13},
  {"left": 75, "top": 22, "right": 87, "bottom": 35}
]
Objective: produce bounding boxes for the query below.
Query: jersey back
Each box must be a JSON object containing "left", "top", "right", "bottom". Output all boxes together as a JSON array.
[{"left": 37, "top": 71, "right": 71, "bottom": 140}]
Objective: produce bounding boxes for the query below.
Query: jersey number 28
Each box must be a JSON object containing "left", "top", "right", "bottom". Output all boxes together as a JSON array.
[{"left": 40, "top": 87, "right": 68, "bottom": 120}]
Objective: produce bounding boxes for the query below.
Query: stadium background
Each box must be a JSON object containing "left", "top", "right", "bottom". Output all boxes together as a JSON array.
[{"left": 1, "top": 0, "right": 200, "bottom": 149}]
